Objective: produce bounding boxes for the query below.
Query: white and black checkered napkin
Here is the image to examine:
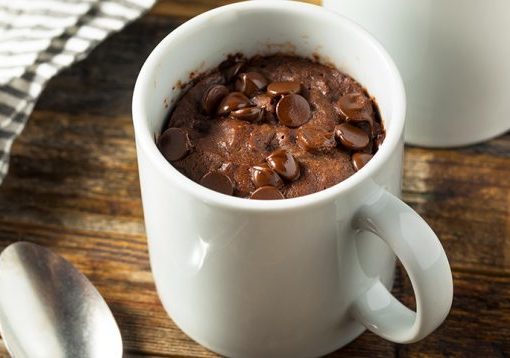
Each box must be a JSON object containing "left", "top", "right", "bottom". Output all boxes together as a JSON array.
[{"left": 0, "top": 0, "right": 155, "bottom": 183}]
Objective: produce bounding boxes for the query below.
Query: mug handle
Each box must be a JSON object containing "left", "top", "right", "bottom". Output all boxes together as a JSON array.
[{"left": 350, "top": 189, "right": 453, "bottom": 343}]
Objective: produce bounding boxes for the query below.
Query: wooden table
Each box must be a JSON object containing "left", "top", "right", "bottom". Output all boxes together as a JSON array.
[{"left": 0, "top": 1, "right": 509, "bottom": 356}]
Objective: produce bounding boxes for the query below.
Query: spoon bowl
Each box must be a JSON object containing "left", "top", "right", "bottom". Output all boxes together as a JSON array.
[{"left": 0, "top": 242, "right": 122, "bottom": 358}]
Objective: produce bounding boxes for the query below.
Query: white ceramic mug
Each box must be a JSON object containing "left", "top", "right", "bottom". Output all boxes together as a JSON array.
[
  {"left": 132, "top": 2, "right": 453, "bottom": 357},
  {"left": 324, "top": 0, "right": 510, "bottom": 147}
]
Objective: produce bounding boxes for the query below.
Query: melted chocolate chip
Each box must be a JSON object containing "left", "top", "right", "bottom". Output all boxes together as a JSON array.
[
  {"left": 336, "top": 93, "right": 372, "bottom": 119},
  {"left": 235, "top": 72, "right": 268, "bottom": 96},
  {"left": 266, "top": 149, "right": 300, "bottom": 181},
  {"left": 217, "top": 92, "right": 250, "bottom": 115},
  {"left": 202, "top": 85, "right": 229, "bottom": 114},
  {"left": 250, "top": 163, "right": 284, "bottom": 189},
  {"left": 335, "top": 93, "right": 374, "bottom": 129},
  {"left": 222, "top": 62, "right": 245, "bottom": 82},
  {"left": 158, "top": 127, "right": 192, "bottom": 161},
  {"left": 276, "top": 94, "right": 311, "bottom": 128},
  {"left": 335, "top": 123, "right": 370, "bottom": 150},
  {"left": 352, "top": 152, "right": 373, "bottom": 171},
  {"left": 250, "top": 186, "right": 285, "bottom": 200},
  {"left": 199, "top": 171, "right": 234, "bottom": 195},
  {"left": 230, "top": 106, "right": 263, "bottom": 122},
  {"left": 267, "top": 81, "right": 301, "bottom": 95},
  {"left": 297, "top": 127, "right": 336, "bottom": 153}
]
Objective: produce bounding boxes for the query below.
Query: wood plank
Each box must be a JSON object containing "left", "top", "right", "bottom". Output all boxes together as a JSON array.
[
  {"left": 403, "top": 142, "right": 510, "bottom": 275},
  {"left": 395, "top": 270, "right": 510, "bottom": 357},
  {"left": 1, "top": 252, "right": 507, "bottom": 357},
  {"left": 151, "top": 0, "right": 236, "bottom": 19},
  {"left": 150, "top": 0, "right": 322, "bottom": 19}
]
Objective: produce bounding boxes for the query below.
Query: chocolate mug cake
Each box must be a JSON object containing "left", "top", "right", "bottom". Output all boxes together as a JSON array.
[{"left": 158, "top": 55, "right": 385, "bottom": 199}]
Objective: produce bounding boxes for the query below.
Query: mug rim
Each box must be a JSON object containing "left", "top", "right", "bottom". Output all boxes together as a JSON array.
[{"left": 132, "top": 1, "right": 406, "bottom": 212}]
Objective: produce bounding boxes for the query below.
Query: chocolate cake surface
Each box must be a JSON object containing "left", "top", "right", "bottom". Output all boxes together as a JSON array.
[{"left": 158, "top": 55, "right": 384, "bottom": 199}]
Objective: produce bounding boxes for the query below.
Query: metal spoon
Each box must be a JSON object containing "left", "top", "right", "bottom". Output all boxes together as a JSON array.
[{"left": 0, "top": 242, "right": 123, "bottom": 358}]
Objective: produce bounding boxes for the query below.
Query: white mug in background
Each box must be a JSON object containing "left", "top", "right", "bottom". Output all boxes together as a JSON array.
[
  {"left": 324, "top": 0, "right": 510, "bottom": 147},
  {"left": 132, "top": 2, "right": 453, "bottom": 357}
]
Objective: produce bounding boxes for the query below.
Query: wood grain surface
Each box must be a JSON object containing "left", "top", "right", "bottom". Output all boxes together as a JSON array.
[{"left": 0, "top": 1, "right": 509, "bottom": 357}]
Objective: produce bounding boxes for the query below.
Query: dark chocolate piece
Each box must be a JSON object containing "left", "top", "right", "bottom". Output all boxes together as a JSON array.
[
  {"left": 202, "top": 85, "right": 229, "bottom": 115},
  {"left": 222, "top": 61, "right": 245, "bottom": 82},
  {"left": 235, "top": 72, "right": 268, "bottom": 96},
  {"left": 335, "top": 123, "right": 370, "bottom": 150},
  {"left": 352, "top": 152, "right": 373, "bottom": 171},
  {"left": 266, "top": 149, "right": 300, "bottom": 181},
  {"left": 230, "top": 106, "right": 263, "bottom": 122},
  {"left": 217, "top": 92, "right": 250, "bottom": 115},
  {"left": 276, "top": 94, "right": 311, "bottom": 128},
  {"left": 199, "top": 171, "right": 234, "bottom": 195},
  {"left": 267, "top": 81, "right": 301, "bottom": 95},
  {"left": 335, "top": 93, "right": 374, "bottom": 130},
  {"left": 158, "top": 127, "right": 192, "bottom": 162},
  {"left": 250, "top": 163, "right": 284, "bottom": 189}
]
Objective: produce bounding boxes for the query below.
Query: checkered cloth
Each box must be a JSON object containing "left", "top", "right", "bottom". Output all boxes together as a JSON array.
[{"left": 0, "top": 0, "right": 155, "bottom": 183}]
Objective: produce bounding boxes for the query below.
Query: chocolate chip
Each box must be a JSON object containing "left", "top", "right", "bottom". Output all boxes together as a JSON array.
[
  {"left": 266, "top": 149, "right": 300, "bottom": 181},
  {"left": 251, "top": 93, "right": 275, "bottom": 112},
  {"left": 250, "top": 186, "right": 285, "bottom": 200},
  {"left": 336, "top": 93, "right": 372, "bottom": 119},
  {"left": 297, "top": 127, "right": 336, "bottom": 153},
  {"left": 352, "top": 152, "right": 373, "bottom": 171},
  {"left": 202, "top": 85, "right": 229, "bottom": 114},
  {"left": 235, "top": 72, "right": 268, "bottom": 96},
  {"left": 217, "top": 92, "right": 250, "bottom": 115},
  {"left": 267, "top": 81, "right": 301, "bottom": 95},
  {"left": 335, "top": 123, "right": 370, "bottom": 150},
  {"left": 250, "top": 163, "right": 284, "bottom": 189},
  {"left": 222, "top": 62, "right": 245, "bottom": 82},
  {"left": 230, "top": 106, "right": 263, "bottom": 122},
  {"left": 276, "top": 94, "right": 311, "bottom": 128},
  {"left": 158, "top": 127, "right": 192, "bottom": 162},
  {"left": 199, "top": 171, "right": 234, "bottom": 195},
  {"left": 335, "top": 93, "right": 374, "bottom": 129}
]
